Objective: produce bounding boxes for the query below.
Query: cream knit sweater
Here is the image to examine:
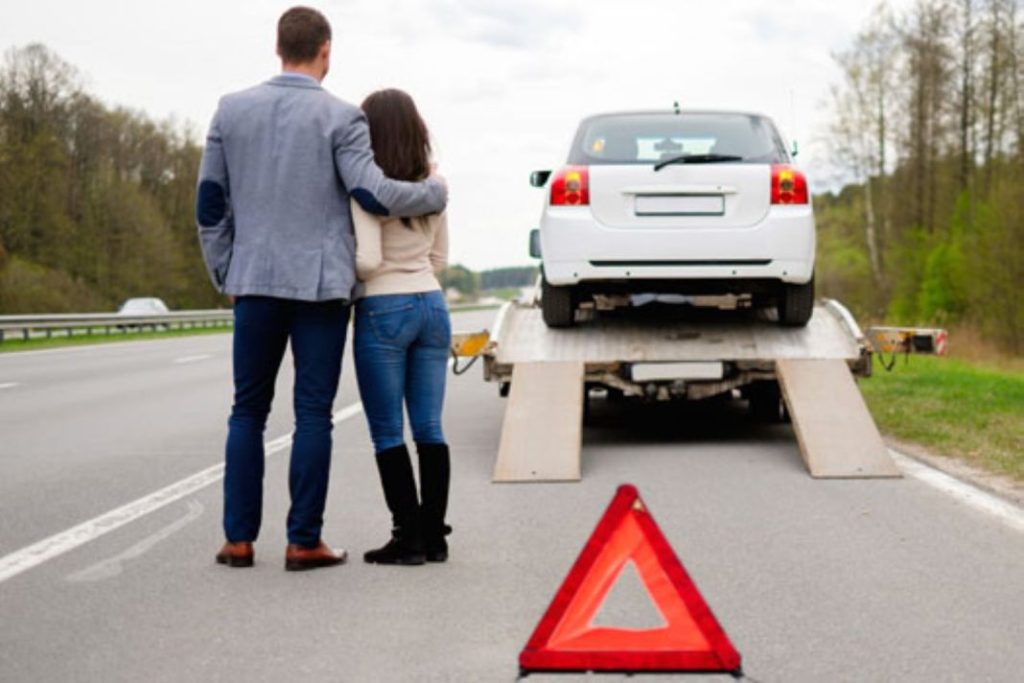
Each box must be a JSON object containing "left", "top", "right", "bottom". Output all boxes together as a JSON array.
[{"left": 351, "top": 199, "right": 448, "bottom": 296}]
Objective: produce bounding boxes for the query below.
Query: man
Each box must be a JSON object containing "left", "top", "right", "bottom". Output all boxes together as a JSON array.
[{"left": 196, "top": 6, "right": 447, "bottom": 571}]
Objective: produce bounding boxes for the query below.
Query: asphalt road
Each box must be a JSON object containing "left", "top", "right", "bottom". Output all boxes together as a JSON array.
[{"left": 1, "top": 309, "right": 1022, "bottom": 682}]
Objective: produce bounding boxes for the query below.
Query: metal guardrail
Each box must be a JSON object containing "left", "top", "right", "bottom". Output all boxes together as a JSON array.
[
  {"left": 0, "top": 310, "right": 234, "bottom": 343},
  {"left": 0, "top": 301, "right": 501, "bottom": 344}
]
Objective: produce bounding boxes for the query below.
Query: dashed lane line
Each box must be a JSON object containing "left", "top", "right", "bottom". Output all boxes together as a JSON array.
[
  {"left": 173, "top": 354, "right": 213, "bottom": 364},
  {"left": 0, "top": 402, "right": 363, "bottom": 584}
]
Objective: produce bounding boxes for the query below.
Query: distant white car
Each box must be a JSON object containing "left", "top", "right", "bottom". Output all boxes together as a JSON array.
[
  {"left": 116, "top": 297, "right": 170, "bottom": 329},
  {"left": 530, "top": 110, "right": 816, "bottom": 327},
  {"left": 117, "top": 297, "right": 169, "bottom": 316}
]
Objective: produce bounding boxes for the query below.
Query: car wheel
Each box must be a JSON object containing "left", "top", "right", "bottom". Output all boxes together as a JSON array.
[
  {"left": 541, "top": 277, "right": 576, "bottom": 328},
  {"left": 777, "top": 275, "right": 815, "bottom": 327}
]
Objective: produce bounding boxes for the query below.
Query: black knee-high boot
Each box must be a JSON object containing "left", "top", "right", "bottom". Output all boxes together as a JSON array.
[
  {"left": 417, "top": 442, "right": 451, "bottom": 562},
  {"left": 364, "top": 444, "right": 425, "bottom": 565}
]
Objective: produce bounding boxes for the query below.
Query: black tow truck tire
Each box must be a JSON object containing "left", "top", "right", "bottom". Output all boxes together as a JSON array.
[
  {"left": 747, "top": 380, "right": 788, "bottom": 423},
  {"left": 777, "top": 274, "right": 815, "bottom": 327}
]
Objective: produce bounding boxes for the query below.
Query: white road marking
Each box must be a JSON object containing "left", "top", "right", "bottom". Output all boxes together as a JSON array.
[
  {"left": 0, "top": 402, "right": 364, "bottom": 584},
  {"left": 0, "top": 382, "right": 19, "bottom": 390},
  {"left": 66, "top": 500, "right": 205, "bottom": 582},
  {"left": 173, "top": 354, "right": 212, "bottom": 364},
  {"left": 891, "top": 450, "right": 1024, "bottom": 533}
]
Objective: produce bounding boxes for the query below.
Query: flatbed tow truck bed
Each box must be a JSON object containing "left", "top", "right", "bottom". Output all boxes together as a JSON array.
[
  {"left": 488, "top": 299, "right": 869, "bottom": 387},
  {"left": 451, "top": 297, "right": 942, "bottom": 483}
]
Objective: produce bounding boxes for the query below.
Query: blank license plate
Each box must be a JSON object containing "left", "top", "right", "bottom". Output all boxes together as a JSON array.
[
  {"left": 635, "top": 194, "right": 725, "bottom": 216},
  {"left": 630, "top": 362, "right": 724, "bottom": 381}
]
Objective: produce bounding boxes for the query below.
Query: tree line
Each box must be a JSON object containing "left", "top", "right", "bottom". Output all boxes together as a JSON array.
[
  {"left": 820, "top": 0, "right": 1024, "bottom": 353},
  {"left": 0, "top": 44, "right": 218, "bottom": 313},
  {"left": 439, "top": 265, "right": 537, "bottom": 296}
]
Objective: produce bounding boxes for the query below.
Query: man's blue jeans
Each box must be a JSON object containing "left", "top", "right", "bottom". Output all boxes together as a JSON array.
[
  {"left": 224, "top": 296, "right": 350, "bottom": 546},
  {"left": 353, "top": 291, "right": 451, "bottom": 452}
]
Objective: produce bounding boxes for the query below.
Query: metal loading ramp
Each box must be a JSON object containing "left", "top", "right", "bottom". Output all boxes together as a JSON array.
[
  {"left": 493, "top": 362, "right": 584, "bottom": 482},
  {"left": 486, "top": 301, "right": 901, "bottom": 482},
  {"left": 776, "top": 359, "right": 900, "bottom": 478}
]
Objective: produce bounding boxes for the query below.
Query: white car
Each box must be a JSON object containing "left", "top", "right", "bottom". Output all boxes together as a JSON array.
[
  {"left": 530, "top": 110, "right": 816, "bottom": 327},
  {"left": 116, "top": 297, "right": 170, "bottom": 329},
  {"left": 117, "top": 297, "right": 170, "bottom": 316}
]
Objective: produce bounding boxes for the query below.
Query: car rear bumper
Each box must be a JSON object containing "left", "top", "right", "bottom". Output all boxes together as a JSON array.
[
  {"left": 544, "top": 260, "right": 814, "bottom": 288},
  {"left": 540, "top": 205, "right": 815, "bottom": 286}
]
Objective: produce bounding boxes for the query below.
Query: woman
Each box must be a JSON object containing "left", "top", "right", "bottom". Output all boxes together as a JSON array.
[{"left": 353, "top": 89, "right": 451, "bottom": 566}]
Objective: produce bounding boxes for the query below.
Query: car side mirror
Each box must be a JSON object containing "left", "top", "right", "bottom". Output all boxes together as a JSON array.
[
  {"left": 530, "top": 170, "right": 552, "bottom": 187},
  {"left": 790, "top": 140, "right": 799, "bottom": 158},
  {"left": 529, "top": 229, "right": 541, "bottom": 259}
]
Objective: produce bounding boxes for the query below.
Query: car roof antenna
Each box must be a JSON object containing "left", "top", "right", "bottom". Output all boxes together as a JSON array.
[{"left": 673, "top": 100, "right": 681, "bottom": 115}]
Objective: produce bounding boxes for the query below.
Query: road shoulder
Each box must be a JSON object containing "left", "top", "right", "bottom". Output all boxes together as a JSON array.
[{"left": 887, "top": 436, "right": 1024, "bottom": 507}]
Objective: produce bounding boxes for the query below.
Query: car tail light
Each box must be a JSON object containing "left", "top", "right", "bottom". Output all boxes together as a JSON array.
[
  {"left": 771, "top": 164, "right": 808, "bottom": 205},
  {"left": 550, "top": 166, "right": 589, "bottom": 206}
]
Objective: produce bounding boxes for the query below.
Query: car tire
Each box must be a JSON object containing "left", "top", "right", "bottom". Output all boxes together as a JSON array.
[
  {"left": 777, "top": 275, "right": 815, "bottom": 327},
  {"left": 541, "top": 277, "right": 576, "bottom": 328}
]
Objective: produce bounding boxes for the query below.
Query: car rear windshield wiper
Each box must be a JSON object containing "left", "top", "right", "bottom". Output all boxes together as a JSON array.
[{"left": 654, "top": 154, "right": 744, "bottom": 171}]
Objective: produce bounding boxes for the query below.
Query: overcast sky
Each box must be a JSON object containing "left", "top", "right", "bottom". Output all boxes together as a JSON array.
[{"left": 2, "top": 0, "right": 909, "bottom": 270}]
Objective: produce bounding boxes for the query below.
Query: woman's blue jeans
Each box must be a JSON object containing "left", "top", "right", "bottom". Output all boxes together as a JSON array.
[{"left": 354, "top": 291, "right": 451, "bottom": 453}]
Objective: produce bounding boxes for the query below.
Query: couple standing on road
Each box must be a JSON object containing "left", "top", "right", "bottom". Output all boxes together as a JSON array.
[{"left": 196, "top": 7, "right": 452, "bottom": 571}]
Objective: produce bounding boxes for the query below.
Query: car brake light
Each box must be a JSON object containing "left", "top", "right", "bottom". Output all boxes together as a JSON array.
[
  {"left": 771, "top": 164, "right": 808, "bottom": 205},
  {"left": 550, "top": 166, "right": 589, "bottom": 206}
]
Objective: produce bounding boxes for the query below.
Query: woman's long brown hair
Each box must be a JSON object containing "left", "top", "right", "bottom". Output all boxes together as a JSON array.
[{"left": 361, "top": 89, "right": 431, "bottom": 228}]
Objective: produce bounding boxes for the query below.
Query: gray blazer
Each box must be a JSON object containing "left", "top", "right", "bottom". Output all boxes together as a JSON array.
[{"left": 195, "top": 73, "right": 447, "bottom": 302}]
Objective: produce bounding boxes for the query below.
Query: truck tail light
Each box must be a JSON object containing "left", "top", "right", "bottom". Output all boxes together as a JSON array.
[
  {"left": 771, "top": 164, "right": 808, "bottom": 205},
  {"left": 550, "top": 166, "right": 590, "bottom": 206}
]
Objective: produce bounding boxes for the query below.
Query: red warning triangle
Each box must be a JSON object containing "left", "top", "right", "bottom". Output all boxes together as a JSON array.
[{"left": 519, "top": 484, "right": 742, "bottom": 674}]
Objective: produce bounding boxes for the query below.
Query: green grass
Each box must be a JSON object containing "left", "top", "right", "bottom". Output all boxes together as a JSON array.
[
  {"left": 0, "top": 324, "right": 232, "bottom": 353},
  {"left": 449, "top": 303, "right": 503, "bottom": 314},
  {"left": 859, "top": 356, "right": 1024, "bottom": 481}
]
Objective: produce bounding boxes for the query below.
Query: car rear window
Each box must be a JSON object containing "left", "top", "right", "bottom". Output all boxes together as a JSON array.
[{"left": 568, "top": 112, "right": 788, "bottom": 165}]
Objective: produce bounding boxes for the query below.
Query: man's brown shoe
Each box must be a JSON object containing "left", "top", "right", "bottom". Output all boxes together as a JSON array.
[
  {"left": 215, "top": 541, "right": 254, "bottom": 568},
  {"left": 285, "top": 541, "right": 347, "bottom": 572}
]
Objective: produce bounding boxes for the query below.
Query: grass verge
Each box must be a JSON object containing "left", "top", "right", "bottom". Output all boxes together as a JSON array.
[
  {"left": 0, "top": 324, "right": 232, "bottom": 353},
  {"left": 859, "top": 355, "right": 1024, "bottom": 482}
]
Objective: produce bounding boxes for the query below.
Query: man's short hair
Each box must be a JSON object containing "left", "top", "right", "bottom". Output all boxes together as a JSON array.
[{"left": 277, "top": 7, "right": 332, "bottom": 64}]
